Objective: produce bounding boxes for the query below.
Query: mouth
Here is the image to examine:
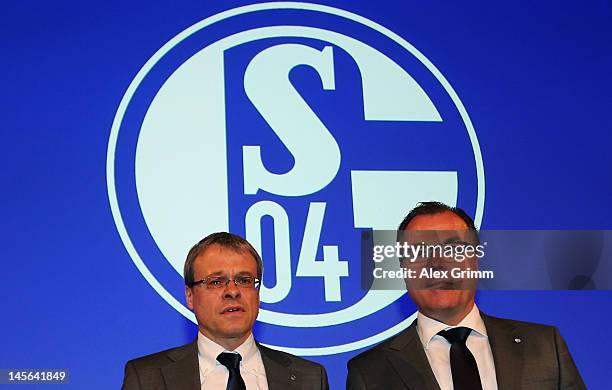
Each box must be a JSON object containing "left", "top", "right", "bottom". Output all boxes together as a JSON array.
[
  {"left": 221, "top": 306, "right": 245, "bottom": 315},
  {"left": 425, "top": 279, "right": 456, "bottom": 289}
]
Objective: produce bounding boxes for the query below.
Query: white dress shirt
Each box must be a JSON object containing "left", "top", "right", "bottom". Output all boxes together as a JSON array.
[
  {"left": 197, "top": 332, "right": 269, "bottom": 390},
  {"left": 416, "top": 304, "right": 498, "bottom": 390}
]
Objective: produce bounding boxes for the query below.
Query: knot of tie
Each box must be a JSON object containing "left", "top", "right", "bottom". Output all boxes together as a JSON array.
[
  {"left": 439, "top": 326, "right": 472, "bottom": 344},
  {"left": 217, "top": 352, "right": 242, "bottom": 370},
  {"left": 437, "top": 326, "right": 482, "bottom": 390},
  {"left": 217, "top": 352, "right": 246, "bottom": 390}
]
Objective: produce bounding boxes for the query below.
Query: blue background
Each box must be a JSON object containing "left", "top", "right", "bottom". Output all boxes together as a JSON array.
[{"left": 2, "top": 1, "right": 611, "bottom": 389}]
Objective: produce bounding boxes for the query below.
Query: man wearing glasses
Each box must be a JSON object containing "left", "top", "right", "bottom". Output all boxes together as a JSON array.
[{"left": 122, "top": 232, "right": 329, "bottom": 390}]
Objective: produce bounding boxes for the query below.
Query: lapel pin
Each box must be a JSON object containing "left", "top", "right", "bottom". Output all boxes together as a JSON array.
[
  {"left": 514, "top": 338, "right": 522, "bottom": 344},
  {"left": 290, "top": 374, "right": 296, "bottom": 381}
]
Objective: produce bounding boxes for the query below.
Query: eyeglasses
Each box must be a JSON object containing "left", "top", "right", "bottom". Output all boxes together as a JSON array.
[{"left": 190, "top": 276, "right": 261, "bottom": 290}]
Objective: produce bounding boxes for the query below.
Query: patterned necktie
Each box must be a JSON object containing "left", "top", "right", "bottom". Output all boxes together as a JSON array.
[
  {"left": 216, "top": 352, "right": 247, "bottom": 390},
  {"left": 438, "top": 327, "right": 483, "bottom": 390}
]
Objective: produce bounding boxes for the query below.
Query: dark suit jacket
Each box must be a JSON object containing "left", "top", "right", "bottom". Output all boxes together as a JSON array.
[
  {"left": 122, "top": 341, "right": 329, "bottom": 390},
  {"left": 347, "top": 313, "right": 586, "bottom": 390}
]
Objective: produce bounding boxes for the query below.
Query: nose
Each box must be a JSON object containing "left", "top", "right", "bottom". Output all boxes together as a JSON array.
[
  {"left": 223, "top": 280, "right": 241, "bottom": 299},
  {"left": 429, "top": 253, "right": 444, "bottom": 269}
]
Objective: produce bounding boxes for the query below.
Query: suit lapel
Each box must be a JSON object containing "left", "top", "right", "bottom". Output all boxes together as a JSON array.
[
  {"left": 387, "top": 323, "right": 441, "bottom": 390},
  {"left": 258, "top": 344, "right": 294, "bottom": 390},
  {"left": 482, "top": 314, "right": 524, "bottom": 390},
  {"left": 161, "top": 341, "right": 201, "bottom": 390}
]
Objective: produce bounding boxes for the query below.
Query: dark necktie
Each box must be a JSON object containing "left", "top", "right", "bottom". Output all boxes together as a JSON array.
[
  {"left": 438, "top": 327, "right": 483, "bottom": 390},
  {"left": 216, "top": 352, "right": 246, "bottom": 390}
]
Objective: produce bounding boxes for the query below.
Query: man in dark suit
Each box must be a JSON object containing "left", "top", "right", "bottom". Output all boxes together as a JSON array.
[
  {"left": 347, "top": 202, "right": 585, "bottom": 390},
  {"left": 123, "top": 232, "right": 328, "bottom": 390}
]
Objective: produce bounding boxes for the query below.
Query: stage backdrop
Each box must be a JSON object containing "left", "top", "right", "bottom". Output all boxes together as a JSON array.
[{"left": 2, "top": 1, "right": 611, "bottom": 388}]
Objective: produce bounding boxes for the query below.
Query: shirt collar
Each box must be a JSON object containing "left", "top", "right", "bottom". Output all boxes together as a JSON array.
[
  {"left": 197, "top": 332, "right": 264, "bottom": 375},
  {"left": 417, "top": 304, "right": 488, "bottom": 349}
]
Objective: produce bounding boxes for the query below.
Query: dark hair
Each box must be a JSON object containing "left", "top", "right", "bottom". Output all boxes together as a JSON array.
[
  {"left": 398, "top": 201, "right": 477, "bottom": 231},
  {"left": 183, "top": 232, "right": 263, "bottom": 287}
]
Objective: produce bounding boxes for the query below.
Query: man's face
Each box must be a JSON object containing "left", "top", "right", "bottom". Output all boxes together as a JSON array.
[
  {"left": 403, "top": 211, "right": 476, "bottom": 322},
  {"left": 185, "top": 244, "right": 260, "bottom": 348}
]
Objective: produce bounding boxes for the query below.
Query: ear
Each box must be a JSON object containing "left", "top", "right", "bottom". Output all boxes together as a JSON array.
[{"left": 185, "top": 286, "right": 194, "bottom": 310}]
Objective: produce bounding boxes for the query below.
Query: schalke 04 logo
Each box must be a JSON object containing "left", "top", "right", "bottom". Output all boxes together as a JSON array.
[{"left": 107, "top": 2, "right": 485, "bottom": 355}]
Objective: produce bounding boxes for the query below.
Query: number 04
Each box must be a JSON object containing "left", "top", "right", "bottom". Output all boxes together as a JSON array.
[{"left": 245, "top": 201, "right": 348, "bottom": 303}]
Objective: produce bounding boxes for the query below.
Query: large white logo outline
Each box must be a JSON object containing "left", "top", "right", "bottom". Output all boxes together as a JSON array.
[{"left": 107, "top": 2, "right": 485, "bottom": 356}]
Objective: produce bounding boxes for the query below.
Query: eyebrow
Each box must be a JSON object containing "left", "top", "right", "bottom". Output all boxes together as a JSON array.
[
  {"left": 203, "top": 271, "right": 225, "bottom": 278},
  {"left": 202, "top": 271, "right": 256, "bottom": 278},
  {"left": 442, "top": 237, "right": 466, "bottom": 244},
  {"left": 234, "top": 271, "right": 256, "bottom": 277}
]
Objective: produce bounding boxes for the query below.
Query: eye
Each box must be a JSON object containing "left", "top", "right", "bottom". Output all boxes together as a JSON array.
[
  {"left": 208, "top": 277, "right": 227, "bottom": 287},
  {"left": 235, "top": 276, "right": 254, "bottom": 286}
]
